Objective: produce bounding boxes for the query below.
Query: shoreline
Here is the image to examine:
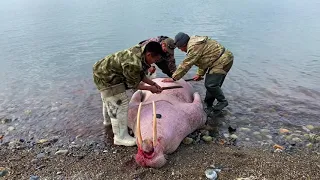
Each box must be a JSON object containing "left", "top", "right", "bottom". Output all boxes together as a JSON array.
[{"left": 1, "top": 135, "right": 319, "bottom": 180}]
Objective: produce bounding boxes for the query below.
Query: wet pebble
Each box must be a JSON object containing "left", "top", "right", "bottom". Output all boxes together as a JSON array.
[
  {"left": 55, "top": 149, "right": 69, "bottom": 155},
  {"left": 24, "top": 110, "right": 32, "bottom": 115},
  {"left": 253, "top": 131, "right": 260, "bottom": 135},
  {"left": 292, "top": 137, "right": 302, "bottom": 143},
  {"left": 57, "top": 171, "right": 62, "bottom": 175},
  {"left": 260, "top": 129, "right": 270, "bottom": 134},
  {"left": 0, "top": 167, "right": 9, "bottom": 177},
  {"left": 223, "top": 133, "right": 230, "bottom": 138},
  {"left": 1, "top": 118, "right": 12, "bottom": 124},
  {"left": 7, "top": 126, "right": 15, "bottom": 131},
  {"left": 239, "top": 127, "right": 250, "bottom": 132},
  {"left": 245, "top": 138, "right": 250, "bottom": 141},
  {"left": 302, "top": 126, "right": 311, "bottom": 132},
  {"left": 230, "top": 134, "right": 238, "bottom": 139},
  {"left": 182, "top": 137, "right": 193, "bottom": 145},
  {"left": 205, "top": 168, "right": 217, "bottom": 180},
  {"left": 265, "top": 135, "right": 273, "bottom": 139},
  {"left": 202, "top": 135, "right": 213, "bottom": 142},
  {"left": 255, "top": 135, "right": 263, "bottom": 140},
  {"left": 306, "top": 125, "right": 314, "bottom": 131},
  {"left": 279, "top": 128, "right": 290, "bottom": 134},
  {"left": 8, "top": 140, "right": 21, "bottom": 149},
  {"left": 306, "top": 143, "right": 313, "bottom": 148},
  {"left": 69, "top": 143, "right": 80, "bottom": 149},
  {"left": 228, "top": 126, "right": 237, "bottom": 133},
  {"left": 36, "top": 153, "right": 45, "bottom": 159},
  {"left": 285, "top": 135, "right": 293, "bottom": 140},
  {"left": 30, "top": 175, "right": 40, "bottom": 180},
  {"left": 37, "top": 139, "right": 48, "bottom": 144},
  {"left": 274, "top": 149, "right": 283, "bottom": 153},
  {"left": 200, "top": 130, "right": 209, "bottom": 136}
]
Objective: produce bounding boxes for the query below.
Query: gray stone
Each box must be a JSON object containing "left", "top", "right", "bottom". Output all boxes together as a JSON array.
[
  {"left": 306, "top": 125, "right": 315, "bottom": 131},
  {"left": 8, "top": 126, "right": 15, "bottom": 131},
  {"left": 230, "top": 134, "right": 238, "bottom": 139},
  {"left": 182, "top": 137, "right": 193, "bottom": 145},
  {"left": 202, "top": 135, "right": 213, "bottom": 142},
  {"left": 30, "top": 175, "right": 40, "bottom": 180},
  {"left": 55, "top": 149, "right": 69, "bottom": 155},
  {"left": 253, "top": 131, "right": 260, "bottom": 135},
  {"left": 36, "top": 153, "right": 45, "bottom": 159},
  {"left": 239, "top": 127, "right": 251, "bottom": 132}
]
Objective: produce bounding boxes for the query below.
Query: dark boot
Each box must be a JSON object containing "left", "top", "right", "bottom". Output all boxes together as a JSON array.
[
  {"left": 212, "top": 87, "right": 228, "bottom": 111},
  {"left": 205, "top": 73, "right": 228, "bottom": 113},
  {"left": 204, "top": 88, "right": 215, "bottom": 105}
]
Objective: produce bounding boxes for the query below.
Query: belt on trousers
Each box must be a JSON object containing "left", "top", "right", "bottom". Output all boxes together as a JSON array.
[{"left": 101, "top": 83, "right": 126, "bottom": 98}]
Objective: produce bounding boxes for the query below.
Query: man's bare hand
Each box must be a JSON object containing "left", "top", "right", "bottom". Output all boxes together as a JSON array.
[
  {"left": 148, "top": 66, "right": 156, "bottom": 74},
  {"left": 161, "top": 78, "right": 175, "bottom": 83},
  {"left": 153, "top": 82, "right": 162, "bottom": 91},
  {"left": 193, "top": 75, "right": 203, "bottom": 81},
  {"left": 149, "top": 86, "right": 162, "bottom": 94}
]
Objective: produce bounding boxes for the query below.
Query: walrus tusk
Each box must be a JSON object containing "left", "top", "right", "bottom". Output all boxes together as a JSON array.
[
  {"left": 152, "top": 101, "right": 157, "bottom": 146},
  {"left": 136, "top": 102, "right": 143, "bottom": 147}
]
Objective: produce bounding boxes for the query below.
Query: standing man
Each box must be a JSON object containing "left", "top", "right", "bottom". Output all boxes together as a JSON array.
[
  {"left": 162, "top": 32, "right": 234, "bottom": 116},
  {"left": 139, "top": 36, "right": 176, "bottom": 77},
  {"left": 93, "top": 42, "right": 163, "bottom": 146}
]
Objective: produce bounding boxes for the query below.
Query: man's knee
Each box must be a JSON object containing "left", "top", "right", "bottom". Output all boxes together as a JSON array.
[{"left": 205, "top": 73, "right": 224, "bottom": 89}]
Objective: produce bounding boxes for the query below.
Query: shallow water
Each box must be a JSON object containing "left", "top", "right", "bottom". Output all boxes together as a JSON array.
[{"left": 1, "top": 0, "right": 319, "bottom": 148}]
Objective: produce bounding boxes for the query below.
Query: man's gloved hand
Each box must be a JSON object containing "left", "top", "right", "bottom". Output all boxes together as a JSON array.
[{"left": 193, "top": 75, "right": 203, "bottom": 81}]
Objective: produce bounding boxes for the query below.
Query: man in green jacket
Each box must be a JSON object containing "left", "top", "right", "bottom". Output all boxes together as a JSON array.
[
  {"left": 93, "top": 42, "right": 163, "bottom": 146},
  {"left": 163, "top": 32, "right": 234, "bottom": 116}
]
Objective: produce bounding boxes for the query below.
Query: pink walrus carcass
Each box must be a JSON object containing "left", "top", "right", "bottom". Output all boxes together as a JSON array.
[{"left": 128, "top": 78, "right": 207, "bottom": 168}]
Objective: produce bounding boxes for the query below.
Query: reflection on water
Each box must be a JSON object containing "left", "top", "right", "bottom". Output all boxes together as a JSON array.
[{"left": 0, "top": 0, "right": 319, "bottom": 148}]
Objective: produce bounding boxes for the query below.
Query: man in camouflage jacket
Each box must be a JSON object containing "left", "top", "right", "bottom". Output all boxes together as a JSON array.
[
  {"left": 162, "top": 32, "right": 234, "bottom": 116},
  {"left": 139, "top": 36, "right": 176, "bottom": 77},
  {"left": 93, "top": 42, "right": 163, "bottom": 146}
]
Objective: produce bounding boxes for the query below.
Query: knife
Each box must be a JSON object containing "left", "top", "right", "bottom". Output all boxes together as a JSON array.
[{"left": 161, "top": 85, "right": 183, "bottom": 90}]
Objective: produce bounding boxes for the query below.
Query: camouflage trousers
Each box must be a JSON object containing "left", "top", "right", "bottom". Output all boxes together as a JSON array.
[{"left": 100, "top": 83, "right": 136, "bottom": 127}]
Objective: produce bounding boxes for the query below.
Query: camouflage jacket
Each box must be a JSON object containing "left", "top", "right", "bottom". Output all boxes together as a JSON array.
[
  {"left": 93, "top": 45, "right": 150, "bottom": 91},
  {"left": 139, "top": 36, "right": 176, "bottom": 77},
  {"left": 172, "top": 36, "right": 233, "bottom": 80}
]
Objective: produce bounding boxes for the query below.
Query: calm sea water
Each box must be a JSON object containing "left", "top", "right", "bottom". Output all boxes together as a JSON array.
[{"left": 1, "top": 0, "right": 319, "bottom": 146}]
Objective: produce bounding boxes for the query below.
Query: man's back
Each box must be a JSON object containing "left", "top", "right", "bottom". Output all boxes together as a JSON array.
[{"left": 93, "top": 45, "right": 144, "bottom": 90}]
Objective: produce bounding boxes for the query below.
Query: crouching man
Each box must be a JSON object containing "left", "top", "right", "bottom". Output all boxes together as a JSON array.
[
  {"left": 139, "top": 36, "right": 176, "bottom": 78},
  {"left": 93, "top": 42, "right": 163, "bottom": 146},
  {"left": 163, "top": 32, "right": 234, "bottom": 116}
]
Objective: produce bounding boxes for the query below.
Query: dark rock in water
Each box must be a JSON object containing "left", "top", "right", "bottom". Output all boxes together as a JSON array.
[
  {"left": 1, "top": 118, "right": 12, "bottom": 124},
  {"left": 228, "top": 126, "right": 237, "bottom": 133}
]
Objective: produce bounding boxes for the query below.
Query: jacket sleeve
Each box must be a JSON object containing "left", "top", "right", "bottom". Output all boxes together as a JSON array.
[
  {"left": 167, "top": 54, "right": 177, "bottom": 75},
  {"left": 172, "top": 49, "right": 201, "bottom": 80},
  {"left": 122, "top": 55, "right": 143, "bottom": 89},
  {"left": 196, "top": 68, "right": 206, "bottom": 76}
]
